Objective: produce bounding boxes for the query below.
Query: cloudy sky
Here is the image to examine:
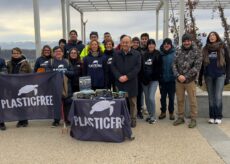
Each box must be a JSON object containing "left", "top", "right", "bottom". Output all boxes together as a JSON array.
[{"left": 0, "top": 0, "right": 229, "bottom": 45}]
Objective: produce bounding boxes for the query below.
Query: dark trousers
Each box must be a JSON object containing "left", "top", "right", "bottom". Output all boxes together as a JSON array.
[
  {"left": 136, "top": 80, "right": 143, "bottom": 113},
  {"left": 159, "top": 81, "right": 176, "bottom": 114}
]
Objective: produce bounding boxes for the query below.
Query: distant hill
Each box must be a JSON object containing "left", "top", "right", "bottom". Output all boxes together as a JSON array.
[{"left": 0, "top": 41, "right": 58, "bottom": 50}]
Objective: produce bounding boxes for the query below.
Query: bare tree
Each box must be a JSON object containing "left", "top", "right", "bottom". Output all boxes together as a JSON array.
[
  {"left": 217, "top": 1, "right": 230, "bottom": 50},
  {"left": 169, "top": 0, "right": 205, "bottom": 48}
]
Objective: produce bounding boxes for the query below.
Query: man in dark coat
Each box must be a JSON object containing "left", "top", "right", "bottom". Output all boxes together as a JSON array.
[{"left": 111, "top": 35, "right": 141, "bottom": 128}]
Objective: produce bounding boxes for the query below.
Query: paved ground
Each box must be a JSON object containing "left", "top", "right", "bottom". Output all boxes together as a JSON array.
[{"left": 1, "top": 90, "right": 230, "bottom": 164}]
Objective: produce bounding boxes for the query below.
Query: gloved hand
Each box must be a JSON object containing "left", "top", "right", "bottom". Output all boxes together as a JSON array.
[{"left": 224, "top": 78, "right": 229, "bottom": 85}]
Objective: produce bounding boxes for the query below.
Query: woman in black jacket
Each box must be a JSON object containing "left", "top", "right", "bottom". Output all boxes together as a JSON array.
[
  {"left": 68, "top": 47, "right": 83, "bottom": 92},
  {"left": 141, "top": 39, "right": 162, "bottom": 124}
]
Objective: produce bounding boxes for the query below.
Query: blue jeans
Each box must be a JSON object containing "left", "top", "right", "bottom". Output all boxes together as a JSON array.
[
  {"left": 205, "top": 75, "right": 225, "bottom": 119},
  {"left": 159, "top": 81, "right": 176, "bottom": 114},
  {"left": 142, "top": 81, "right": 158, "bottom": 119}
]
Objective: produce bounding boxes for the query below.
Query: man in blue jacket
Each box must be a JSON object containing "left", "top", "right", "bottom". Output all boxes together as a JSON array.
[{"left": 159, "top": 38, "right": 176, "bottom": 120}]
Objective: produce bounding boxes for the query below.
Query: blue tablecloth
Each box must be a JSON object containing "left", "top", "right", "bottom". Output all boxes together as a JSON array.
[{"left": 68, "top": 98, "right": 132, "bottom": 142}]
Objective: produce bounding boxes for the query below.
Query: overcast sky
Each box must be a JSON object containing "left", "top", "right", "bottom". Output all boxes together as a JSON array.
[{"left": 0, "top": 0, "right": 229, "bottom": 43}]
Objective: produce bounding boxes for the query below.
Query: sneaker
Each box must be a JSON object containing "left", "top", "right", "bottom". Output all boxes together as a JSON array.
[
  {"left": 215, "top": 119, "right": 222, "bottom": 124},
  {"left": 0, "top": 123, "right": 6, "bottom": 131},
  {"left": 173, "top": 117, "right": 185, "bottom": 126},
  {"left": 52, "top": 121, "right": 60, "bottom": 128},
  {"left": 148, "top": 118, "right": 156, "bottom": 124},
  {"left": 145, "top": 117, "right": 151, "bottom": 122},
  {"left": 131, "top": 119, "right": 136, "bottom": 128},
  {"left": 188, "top": 119, "right": 197, "bottom": 128},
  {"left": 208, "top": 118, "right": 215, "bottom": 124},
  {"left": 169, "top": 114, "right": 175, "bottom": 120},
  {"left": 158, "top": 113, "right": 166, "bottom": 120}
]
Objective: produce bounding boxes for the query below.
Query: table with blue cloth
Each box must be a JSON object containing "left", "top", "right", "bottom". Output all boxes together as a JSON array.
[{"left": 68, "top": 98, "right": 133, "bottom": 142}]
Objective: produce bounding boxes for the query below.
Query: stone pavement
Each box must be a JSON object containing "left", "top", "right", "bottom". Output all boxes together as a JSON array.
[{"left": 0, "top": 90, "right": 230, "bottom": 164}]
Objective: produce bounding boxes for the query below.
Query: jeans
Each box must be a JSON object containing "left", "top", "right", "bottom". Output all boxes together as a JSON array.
[
  {"left": 205, "top": 75, "right": 225, "bottom": 119},
  {"left": 142, "top": 81, "right": 158, "bottom": 119},
  {"left": 159, "top": 81, "right": 176, "bottom": 114}
]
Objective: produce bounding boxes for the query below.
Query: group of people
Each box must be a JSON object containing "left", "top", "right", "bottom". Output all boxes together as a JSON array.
[{"left": 0, "top": 30, "right": 229, "bottom": 131}]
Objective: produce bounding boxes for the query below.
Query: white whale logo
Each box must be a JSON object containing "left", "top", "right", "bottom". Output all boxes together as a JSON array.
[
  {"left": 18, "top": 85, "right": 39, "bottom": 96},
  {"left": 90, "top": 100, "right": 116, "bottom": 116}
]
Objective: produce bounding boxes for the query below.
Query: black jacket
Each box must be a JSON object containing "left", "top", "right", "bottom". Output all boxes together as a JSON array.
[
  {"left": 111, "top": 49, "right": 141, "bottom": 97},
  {"left": 34, "top": 55, "right": 51, "bottom": 72},
  {"left": 141, "top": 49, "right": 162, "bottom": 85},
  {"left": 64, "top": 40, "right": 85, "bottom": 58}
]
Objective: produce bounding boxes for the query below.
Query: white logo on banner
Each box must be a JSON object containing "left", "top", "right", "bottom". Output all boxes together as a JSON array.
[
  {"left": 1, "top": 84, "right": 54, "bottom": 109},
  {"left": 74, "top": 100, "right": 124, "bottom": 130},
  {"left": 90, "top": 100, "right": 115, "bottom": 116},
  {"left": 18, "top": 84, "right": 38, "bottom": 96}
]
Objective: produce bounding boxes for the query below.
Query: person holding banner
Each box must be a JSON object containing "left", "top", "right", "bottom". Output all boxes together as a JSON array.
[
  {"left": 47, "top": 46, "right": 74, "bottom": 127},
  {"left": 34, "top": 45, "right": 52, "bottom": 72},
  {"left": 0, "top": 57, "right": 7, "bottom": 130},
  {"left": 6, "top": 47, "right": 32, "bottom": 128}
]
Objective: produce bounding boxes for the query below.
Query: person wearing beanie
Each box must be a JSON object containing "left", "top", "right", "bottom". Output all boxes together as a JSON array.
[
  {"left": 173, "top": 33, "right": 202, "bottom": 128},
  {"left": 140, "top": 39, "right": 162, "bottom": 124},
  {"left": 80, "top": 31, "right": 105, "bottom": 59},
  {"left": 64, "top": 29, "right": 85, "bottom": 59},
  {"left": 158, "top": 38, "right": 176, "bottom": 121},
  {"left": 198, "top": 31, "right": 230, "bottom": 124}
]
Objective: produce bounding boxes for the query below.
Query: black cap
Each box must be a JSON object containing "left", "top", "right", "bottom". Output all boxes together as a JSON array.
[
  {"left": 182, "top": 33, "right": 192, "bottom": 42},
  {"left": 90, "top": 31, "right": 98, "bottom": 38},
  {"left": 147, "top": 39, "right": 156, "bottom": 47}
]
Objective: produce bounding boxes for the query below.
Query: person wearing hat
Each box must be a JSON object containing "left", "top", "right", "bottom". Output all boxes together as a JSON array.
[
  {"left": 158, "top": 38, "right": 176, "bottom": 120},
  {"left": 140, "top": 39, "right": 162, "bottom": 124},
  {"left": 64, "top": 30, "right": 85, "bottom": 59},
  {"left": 173, "top": 33, "right": 202, "bottom": 128},
  {"left": 80, "top": 31, "right": 105, "bottom": 60}
]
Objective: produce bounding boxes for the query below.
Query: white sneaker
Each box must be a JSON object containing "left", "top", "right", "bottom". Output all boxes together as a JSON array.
[
  {"left": 215, "top": 119, "right": 222, "bottom": 124},
  {"left": 208, "top": 118, "right": 215, "bottom": 124}
]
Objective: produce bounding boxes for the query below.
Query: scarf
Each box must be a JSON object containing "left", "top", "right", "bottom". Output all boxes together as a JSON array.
[{"left": 202, "top": 42, "right": 225, "bottom": 67}]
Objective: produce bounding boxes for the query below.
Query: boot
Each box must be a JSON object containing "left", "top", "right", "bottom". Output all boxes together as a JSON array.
[{"left": 158, "top": 112, "right": 166, "bottom": 119}]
